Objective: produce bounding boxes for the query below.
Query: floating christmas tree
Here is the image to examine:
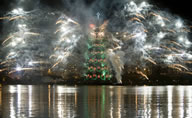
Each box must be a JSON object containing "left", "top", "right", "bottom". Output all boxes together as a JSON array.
[{"left": 84, "top": 24, "right": 112, "bottom": 83}]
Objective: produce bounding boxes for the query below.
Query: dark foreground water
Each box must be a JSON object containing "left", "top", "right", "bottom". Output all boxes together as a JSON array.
[{"left": 0, "top": 85, "right": 192, "bottom": 118}]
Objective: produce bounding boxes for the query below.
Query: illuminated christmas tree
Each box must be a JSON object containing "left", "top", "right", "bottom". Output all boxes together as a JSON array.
[{"left": 84, "top": 24, "right": 113, "bottom": 83}]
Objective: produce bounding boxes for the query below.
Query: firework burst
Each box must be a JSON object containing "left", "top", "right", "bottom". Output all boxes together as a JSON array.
[
  {"left": 107, "top": 0, "right": 192, "bottom": 81},
  {"left": 0, "top": 0, "right": 192, "bottom": 84}
]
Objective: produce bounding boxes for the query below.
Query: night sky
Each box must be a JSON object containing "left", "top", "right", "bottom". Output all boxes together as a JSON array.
[
  {"left": 0, "top": 0, "right": 192, "bottom": 18},
  {"left": 0, "top": 0, "right": 192, "bottom": 33}
]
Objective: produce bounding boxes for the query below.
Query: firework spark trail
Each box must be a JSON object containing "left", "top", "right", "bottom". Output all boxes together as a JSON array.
[
  {"left": 166, "top": 29, "right": 176, "bottom": 33},
  {"left": 145, "top": 58, "right": 157, "bottom": 65},
  {"left": 49, "top": 55, "right": 57, "bottom": 59},
  {"left": 180, "top": 28, "right": 191, "bottom": 33},
  {"left": 56, "top": 20, "right": 65, "bottom": 25},
  {"left": 0, "top": 16, "right": 10, "bottom": 20},
  {"left": 0, "top": 68, "right": 8, "bottom": 72},
  {"left": 130, "top": 17, "right": 142, "bottom": 22},
  {"left": 135, "top": 13, "right": 145, "bottom": 19},
  {"left": 28, "top": 61, "right": 48, "bottom": 65},
  {"left": 56, "top": 18, "right": 79, "bottom": 25},
  {"left": 160, "top": 45, "right": 172, "bottom": 51},
  {"left": 2, "top": 35, "right": 15, "bottom": 45},
  {"left": 112, "top": 46, "right": 121, "bottom": 51},
  {"left": 51, "top": 60, "right": 62, "bottom": 69},
  {"left": 8, "top": 67, "right": 34, "bottom": 74},
  {"left": 168, "top": 65, "right": 182, "bottom": 71},
  {"left": 165, "top": 54, "right": 184, "bottom": 61},
  {"left": 170, "top": 47, "right": 182, "bottom": 53},
  {"left": 6, "top": 51, "right": 19, "bottom": 58},
  {"left": 171, "top": 64, "right": 189, "bottom": 71},
  {"left": 24, "top": 32, "right": 40, "bottom": 36},
  {"left": 149, "top": 12, "right": 170, "bottom": 22},
  {"left": 50, "top": 52, "right": 71, "bottom": 69},
  {"left": 183, "top": 71, "right": 192, "bottom": 75},
  {"left": 2, "top": 32, "right": 40, "bottom": 46},
  {"left": 184, "top": 61, "right": 192, "bottom": 64},
  {"left": 168, "top": 41, "right": 182, "bottom": 47},
  {"left": 124, "top": 34, "right": 136, "bottom": 40},
  {"left": 136, "top": 71, "right": 149, "bottom": 80},
  {"left": 0, "top": 59, "right": 16, "bottom": 65},
  {"left": 9, "top": 16, "right": 25, "bottom": 21}
]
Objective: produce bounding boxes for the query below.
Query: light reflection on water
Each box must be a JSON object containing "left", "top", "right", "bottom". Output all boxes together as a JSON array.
[{"left": 0, "top": 85, "right": 192, "bottom": 118}]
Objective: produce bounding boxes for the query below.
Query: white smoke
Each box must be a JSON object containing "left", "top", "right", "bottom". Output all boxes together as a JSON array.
[{"left": 107, "top": 49, "right": 125, "bottom": 83}]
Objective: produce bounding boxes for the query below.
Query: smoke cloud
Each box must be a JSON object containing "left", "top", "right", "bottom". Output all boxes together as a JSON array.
[{"left": 0, "top": 0, "right": 192, "bottom": 83}]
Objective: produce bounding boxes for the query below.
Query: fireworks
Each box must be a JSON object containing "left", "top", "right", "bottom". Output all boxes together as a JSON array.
[
  {"left": 9, "top": 16, "right": 25, "bottom": 21},
  {"left": 0, "top": 16, "right": 10, "bottom": 20},
  {"left": 145, "top": 58, "right": 157, "bottom": 65},
  {"left": 168, "top": 41, "right": 182, "bottom": 47},
  {"left": 0, "top": 0, "right": 192, "bottom": 84},
  {"left": 136, "top": 71, "right": 149, "bottom": 80},
  {"left": 2, "top": 32, "right": 40, "bottom": 46},
  {"left": 0, "top": 7, "right": 50, "bottom": 78},
  {"left": 51, "top": 60, "right": 62, "bottom": 69},
  {"left": 149, "top": 12, "right": 170, "bottom": 22},
  {"left": 170, "top": 64, "right": 189, "bottom": 71},
  {"left": 50, "top": 14, "right": 82, "bottom": 73},
  {"left": 24, "top": 32, "right": 40, "bottom": 36},
  {"left": 168, "top": 65, "right": 182, "bottom": 71},
  {"left": 135, "top": 13, "right": 145, "bottom": 19},
  {"left": 184, "top": 61, "right": 192, "bottom": 64},
  {"left": 0, "top": 68, "right": 8, "bottom": 72},
  {"left": 108, "top": 0, "right": 192, "bottom": 81},
  {"left": 130, "top": 17, "right": 142, "bottom": 22},
  {"left": 8, "top": 67, "right": 34, "bottom": 74},
  {"left": 2, "top": 35, "right": 14, "bottom": 45}
]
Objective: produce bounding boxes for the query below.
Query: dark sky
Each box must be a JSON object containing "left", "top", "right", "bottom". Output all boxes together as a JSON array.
[
  {"left": 41, "top": 0, "right": 192, "bottom": 20},
  {"left": 0, "top": 0, "right": 192, "bottom": 18},
  {"left": 153, "top": 0, "right": 192, "bottom": 21},
  {"left": 0, "top": 0, "right": 192, "bottom": 33}
]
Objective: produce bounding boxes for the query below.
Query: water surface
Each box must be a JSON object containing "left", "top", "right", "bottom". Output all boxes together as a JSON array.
[{"left": 0, "top": 85, "right": 192, "bottom": 118}]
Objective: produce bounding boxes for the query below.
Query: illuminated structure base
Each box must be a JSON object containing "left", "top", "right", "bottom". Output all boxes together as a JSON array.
[{"left": 84, "top": 28, "right": 113, "bottom": 84}]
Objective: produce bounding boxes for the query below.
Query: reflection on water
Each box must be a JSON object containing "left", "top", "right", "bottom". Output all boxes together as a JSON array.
[{"left": 0, "top": 85, "right": 192, "bottom": 118}]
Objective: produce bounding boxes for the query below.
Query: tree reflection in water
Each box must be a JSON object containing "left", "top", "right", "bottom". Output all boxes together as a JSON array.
[{"left": 0, "top": 85, "right": 192, "bottom": 118}]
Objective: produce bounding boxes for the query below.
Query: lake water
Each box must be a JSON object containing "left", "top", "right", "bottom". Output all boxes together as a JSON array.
[{"left": 0, "top": 85, "right": 192, "bottom": 118}]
